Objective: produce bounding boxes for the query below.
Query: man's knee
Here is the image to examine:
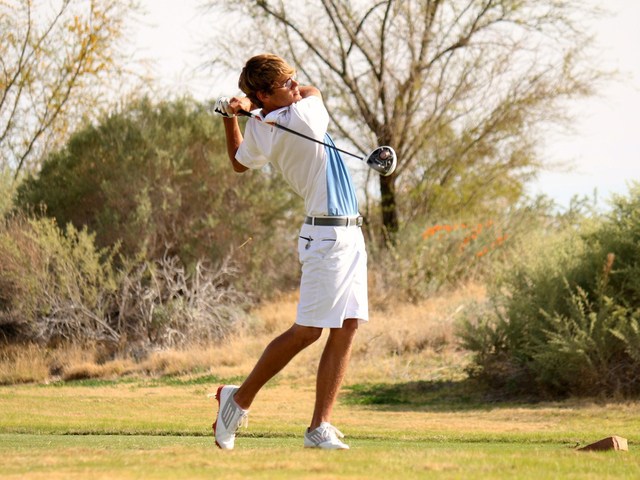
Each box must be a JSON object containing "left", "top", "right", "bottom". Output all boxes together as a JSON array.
[
  {"left": 289, "top": 324, "right": 323, "bottom": 346},
  {"left": 342, "top": 318, "right": 359, "bottom": 334},
  {"left": 345, "top": 318, "right": 359, "bottom": 327},
  {"left": 330, "top": 318, "right": 359, "bottom": 340}
]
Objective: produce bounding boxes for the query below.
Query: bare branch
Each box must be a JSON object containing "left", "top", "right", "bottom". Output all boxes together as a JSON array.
[
  {"left": 1, "top": 0, "right": 141, "bottom": 176},
  {"left": 205, "top": 0, "right": 605, "bottom": 230}
]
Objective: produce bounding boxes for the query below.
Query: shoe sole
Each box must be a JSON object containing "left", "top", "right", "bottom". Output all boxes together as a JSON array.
[
  {"left": 212, "top": 385, "right": 224, "bottom": 449},
  {"left": 304, "top": 444, "right": 349, "bottom": 450}
]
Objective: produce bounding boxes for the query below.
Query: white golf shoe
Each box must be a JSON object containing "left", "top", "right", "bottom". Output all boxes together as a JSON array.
[
  {"left": 304, "top": 422, "right": 350, "bottom": 450},
  {"left": 212, "top": 385, "right": 249, "bottom": 450}
]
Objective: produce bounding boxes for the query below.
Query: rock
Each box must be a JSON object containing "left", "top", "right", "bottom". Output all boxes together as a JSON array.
[{"left": 578, "top": 436, "right": 628, "bottom": 452}]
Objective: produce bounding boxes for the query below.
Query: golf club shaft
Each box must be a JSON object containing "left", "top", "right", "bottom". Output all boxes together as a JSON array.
[{"left": 238, "top": 109, "right": 363, "bottom": 160}]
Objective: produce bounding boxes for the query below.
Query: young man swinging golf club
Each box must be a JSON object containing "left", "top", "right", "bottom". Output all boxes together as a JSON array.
[{"left": 211, "top": 53, "right": 372, "bottom": 450}]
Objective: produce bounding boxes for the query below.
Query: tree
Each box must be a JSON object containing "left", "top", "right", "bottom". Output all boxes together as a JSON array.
[
  {"left": 0, "top": 0, "right": 141, "bottom": 178},
  {"left": 204, "top": 0, "right": 603, "bottom": 238}
]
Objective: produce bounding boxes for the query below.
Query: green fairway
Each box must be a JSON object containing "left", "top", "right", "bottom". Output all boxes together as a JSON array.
[
  {"left": 1, "top": 380, "right": 638, "bottom": 479},
  {"left": 1, "top": 434, "right": 638, "bottom": 480}
]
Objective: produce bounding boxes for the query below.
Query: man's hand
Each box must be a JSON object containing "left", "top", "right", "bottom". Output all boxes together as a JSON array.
[
  {"left": 212, "top": 97, "right": 235, "bottom": 118},
  {"left": 210, "top": 96, "right": 254, "bottom": 119}
]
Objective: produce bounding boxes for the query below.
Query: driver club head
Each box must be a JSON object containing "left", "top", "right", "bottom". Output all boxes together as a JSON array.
[{"left": 365, "top": 146, "right": 397, "bottom": 176}]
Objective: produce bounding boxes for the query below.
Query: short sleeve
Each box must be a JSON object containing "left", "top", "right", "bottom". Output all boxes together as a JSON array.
[
  {"left": 289, "top": 96, "right": 329, "bottom": 139},
  {"left": 235, "top": 119, "right": 270, "bottom": 169}
]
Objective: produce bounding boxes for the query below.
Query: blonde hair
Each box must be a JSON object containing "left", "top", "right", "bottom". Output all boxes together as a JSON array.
[{"left": 238, "top": 54, "right": 295, "bottom": 108}]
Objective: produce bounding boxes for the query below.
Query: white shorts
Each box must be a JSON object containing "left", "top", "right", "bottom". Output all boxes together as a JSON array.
[{"left": 296, "top": 222, "right": 368, "bottom": 328}]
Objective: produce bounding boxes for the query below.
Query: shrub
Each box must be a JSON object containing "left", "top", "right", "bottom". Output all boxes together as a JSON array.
[
  {"left": 458, "top": 185, "right": 640, "bottom": 398},
  {"left": 0, "top": 214, "right": 119, "bottom": 343},
  {"left": 0, "top": 214, "right": 250, "bottom": 352},
  {"left": 366, "top": 196, "right": 554, "bottom": 306},
  {"left": 14, "top": 98, "right": 303, "bottom": 298},
  {"left": 0, "top": 168, "right": 16, "bottom": 218},
  {"left": 114, "top": 254, "right": 251, "bottom": 351}
]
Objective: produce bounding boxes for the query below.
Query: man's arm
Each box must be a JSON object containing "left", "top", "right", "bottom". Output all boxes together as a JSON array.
[
  {"left": 299, "top": 86, "right": 321, "bottom": 99},
  {"left": 220, "top": 96, "right": 255, "bottom": 173},
  {"left": 222, "top": 117, "right": 248, "bottom": 173}
]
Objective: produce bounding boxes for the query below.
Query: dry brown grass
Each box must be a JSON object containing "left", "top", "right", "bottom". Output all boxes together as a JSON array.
[
  {"left": 0, "top": 283, "right": 485, "bottom": 385},
  {"left": 0, "top": 343, "right": 137, "bottom": 384},
  {"left": 349, "top": 282, "right": 484, "bottom": 384},
  {"left": 62, "top": 359, "right": 136, "bottom": 381},
  {"left": 0, "top": 344, "right": 50, "bottom": 384}
]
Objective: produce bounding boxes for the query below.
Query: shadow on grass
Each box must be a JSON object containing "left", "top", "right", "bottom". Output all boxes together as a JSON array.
[{"left": 343, "top": 378, "right": 547, "bottom": 411}]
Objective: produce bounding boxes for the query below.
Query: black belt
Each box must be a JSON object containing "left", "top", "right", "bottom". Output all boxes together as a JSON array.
[{"left": 305, "top": 216, "right": 363, "bottom": 227}]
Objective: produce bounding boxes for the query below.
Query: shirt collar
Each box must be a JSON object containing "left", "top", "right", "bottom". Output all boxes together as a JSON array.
[{"left": 261, "top": 104, "right": 290, "bottom": 123}]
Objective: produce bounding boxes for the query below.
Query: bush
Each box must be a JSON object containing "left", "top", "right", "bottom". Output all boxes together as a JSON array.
[
  {"left": 366, "top": 197, "right": 555, "bottom": 307},
  {"left": 458, "top": 185, "right": 640, "bottom": 398},
  {"left": 0, "top": 214, "right": 250, "bottom": 352},
  {"left": 14, "top": 98, "right": 303, "bottom": 298},
  {"left": 0, "top": 167, "right": 17, "bottom": 218},
  {"left": 0, "top": 214, "right": 119, "bottom": 343},
  {"left": 114, "top": 254, "right": 251, "bottom": 351}
]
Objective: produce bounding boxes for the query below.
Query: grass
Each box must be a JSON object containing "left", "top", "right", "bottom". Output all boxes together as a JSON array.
[
  {"left": 1, "top": 287, "right": 638, "bottom": 478},
  {"left": 1, "top": 378, "right": 639, "bottom": 479},
  {"left": 2, "top": 434, "right": 638, "bottom": 480}
]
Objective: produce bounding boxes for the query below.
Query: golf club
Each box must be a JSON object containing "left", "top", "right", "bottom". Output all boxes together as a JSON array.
[{"left": 237, "top": 109, "right": 397, "bottom": 176}]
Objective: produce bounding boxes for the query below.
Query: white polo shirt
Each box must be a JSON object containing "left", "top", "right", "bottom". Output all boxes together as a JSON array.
[{"left": 235, "top": 96, "right": 358, "bottom": 217}]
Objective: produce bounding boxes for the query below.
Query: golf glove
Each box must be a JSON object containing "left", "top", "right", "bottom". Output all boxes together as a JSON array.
[{"left": 212, "top": 96, "right": 235, "bottom": 118}]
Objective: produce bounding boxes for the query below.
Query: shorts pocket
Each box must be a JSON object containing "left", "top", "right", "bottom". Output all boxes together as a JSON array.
[{"left": 298, "top": 226, "right": 342, "bottom": 263}]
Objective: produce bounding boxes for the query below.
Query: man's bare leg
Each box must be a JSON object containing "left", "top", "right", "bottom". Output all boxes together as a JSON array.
[
  {"left": 309, "top": 318, "right": 358, "bottom": 430},
  {"left": 233, "top": 323, "right": 322, "bottom": 410}
]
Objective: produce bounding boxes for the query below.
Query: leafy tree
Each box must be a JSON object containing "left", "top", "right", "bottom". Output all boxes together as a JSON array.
[
  {"left": 205, "top": 0, "right": 603, "bottom": 237},
  {"left": 0, "top": 0, "right": 141, "bottom": 178},
  {"left": 15, "top": 98, "right": 304, "bottom": 295}
]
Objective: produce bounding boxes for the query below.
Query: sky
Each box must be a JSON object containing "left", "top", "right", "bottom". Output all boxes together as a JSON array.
[{"left": 133, "top": 0, "right": 640, "bottom": 211}]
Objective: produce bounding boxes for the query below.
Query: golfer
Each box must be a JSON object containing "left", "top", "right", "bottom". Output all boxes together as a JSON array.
[{"left": 211, "top": 53, "right": 368, "bottom": 450}]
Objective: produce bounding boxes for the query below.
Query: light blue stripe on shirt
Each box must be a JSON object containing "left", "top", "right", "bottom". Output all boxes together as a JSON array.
[{"left": 324, "top": 134, "right": 359, "bottom": 216}]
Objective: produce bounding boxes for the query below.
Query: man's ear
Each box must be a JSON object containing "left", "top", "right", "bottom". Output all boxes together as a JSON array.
[{"left": 256, "top": 91, "right": 269, "bottom": 104}]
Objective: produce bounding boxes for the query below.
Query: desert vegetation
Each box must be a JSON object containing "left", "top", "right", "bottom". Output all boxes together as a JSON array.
[
  {"left": 2, "top": 3, "right": 638, "bottom": 478},
  {"left": 2, "top": 97, "right": 638, "bottom": 402},
  {"left": 0, "top": 0, "right": 635, "bottom": 403}
]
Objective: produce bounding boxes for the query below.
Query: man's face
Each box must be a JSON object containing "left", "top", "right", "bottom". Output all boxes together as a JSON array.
[{"left": 260, "top": 74, "right": 301, "bottom": 112}]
